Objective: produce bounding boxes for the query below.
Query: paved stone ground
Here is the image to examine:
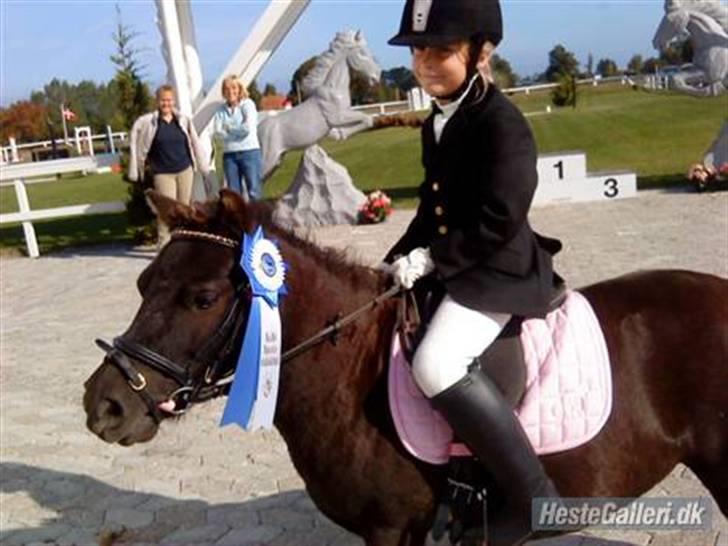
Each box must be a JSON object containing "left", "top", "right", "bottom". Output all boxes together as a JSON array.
[{"left": 1, "top": 189, "right": 726, "bottom": 546}]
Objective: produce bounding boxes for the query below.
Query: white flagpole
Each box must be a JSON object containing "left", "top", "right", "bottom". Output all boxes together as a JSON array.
[{"left": 60, "top": 103, "right": 69, "bottom": 145}]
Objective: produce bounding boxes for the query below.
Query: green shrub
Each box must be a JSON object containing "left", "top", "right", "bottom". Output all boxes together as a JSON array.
[
  {"left": 551, "top": 72, "right": 577, "bottom": 108},
  {"left": 120, "top": 152, "right": 156, "bottom": 244}
]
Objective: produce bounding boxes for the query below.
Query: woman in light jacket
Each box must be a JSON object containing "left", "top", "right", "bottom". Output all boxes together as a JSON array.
[
  {"left": 213, "top": 75, "right": 262, "bottom": 201},
  {"left": 128, "top": 84, "right": 209, "bottom": 245}
]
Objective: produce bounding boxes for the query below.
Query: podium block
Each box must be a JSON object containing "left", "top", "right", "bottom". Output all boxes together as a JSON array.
[
  {"left": 533, "top": 150, "right": 637, "bottom": 207},
  {"left": 537, "top": 151, "right": 587, "bottom": 184},
  {"left": 533, "top": 171, "right": 637, "bottom": 206}
]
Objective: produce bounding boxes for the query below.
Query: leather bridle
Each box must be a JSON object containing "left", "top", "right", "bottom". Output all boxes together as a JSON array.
[{"left": 94, "top": 228, "right": 401, "bottom": 424}]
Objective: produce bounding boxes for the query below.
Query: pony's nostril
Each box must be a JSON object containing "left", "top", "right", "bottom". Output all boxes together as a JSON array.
[
  {"left": 104, "top": 398, "right": 125, "bottom": 419},
  {"left": 94, "top": 398, "right": 125, "bottom": 425},
  {"left": 88, "top": 397, "right": 126, "bottom": 438}
]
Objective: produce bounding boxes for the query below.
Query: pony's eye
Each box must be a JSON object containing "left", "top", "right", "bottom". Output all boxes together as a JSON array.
[{"left": 193, "top": 292, "right": 219, "bottom": 310}]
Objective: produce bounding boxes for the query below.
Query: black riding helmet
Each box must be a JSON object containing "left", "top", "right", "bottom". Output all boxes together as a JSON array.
[
  {"left": 388, "top": 0, "right": 502, "bottom": 99},
  {"left": 388, "top": 0, "right": 502, "bottom": 49}
]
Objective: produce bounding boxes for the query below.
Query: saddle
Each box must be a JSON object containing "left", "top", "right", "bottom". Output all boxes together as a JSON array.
[{"left": 389, "top": 283, "right": 612, "bottom": 465}]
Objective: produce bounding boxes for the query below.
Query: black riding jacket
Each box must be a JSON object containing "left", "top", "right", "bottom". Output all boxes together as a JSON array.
[{"left": 385, "top": 81, "right": 563, "bottom": 318}]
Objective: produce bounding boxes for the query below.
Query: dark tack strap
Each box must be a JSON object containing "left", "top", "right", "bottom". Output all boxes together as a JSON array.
[
  {"left": 95, "top": 339, "right": 163, "bottom": 424},
  {"left": 281, "top": 285, "right": 401, "bottom": 363},
  {"left": 395, "top": 289, "right": 421, "bottom": 362},
  {"left": 113, "top": 337, "right": 189, "bottom": 386},
  {"left": 195, "top": 296, "right": 246, "bottom": 368}
]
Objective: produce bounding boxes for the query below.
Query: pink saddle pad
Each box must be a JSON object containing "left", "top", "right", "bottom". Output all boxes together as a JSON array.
[{"left": 388, "top": 290, "right": 612, "bottom": 465}]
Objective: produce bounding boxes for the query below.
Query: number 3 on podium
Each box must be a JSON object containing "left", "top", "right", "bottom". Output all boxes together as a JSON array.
[{"left": 604, "top": 178, "right": 619, "bottom": 198}]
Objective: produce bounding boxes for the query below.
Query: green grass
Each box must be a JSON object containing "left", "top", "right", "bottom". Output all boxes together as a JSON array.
[
  {"left": 265, "top": 126, "right": 423, "bottom": 207},
  {"left": 0, "top": 172, "right": 128, "bottom": 214},
  {"left": 2, "top": 83, "right": 725, "bottom": 255},
  {"left": 520, "top": 85, "right": 726, "bottom": 178},
  {"left": 0, "top": 213, "right": 134, "bottom": 255}
]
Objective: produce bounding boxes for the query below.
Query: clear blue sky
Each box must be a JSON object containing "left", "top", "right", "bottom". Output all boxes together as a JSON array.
[{"left": 0, "top": 0, "right": 666, "bottom": 107}]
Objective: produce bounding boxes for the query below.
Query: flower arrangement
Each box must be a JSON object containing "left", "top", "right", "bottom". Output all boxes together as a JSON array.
[
  {"left": 358, "top": 190, "right": 393, "bottom": 224},
  {"left": 688, "top": 161, "right": 728, "bottom": 192}
]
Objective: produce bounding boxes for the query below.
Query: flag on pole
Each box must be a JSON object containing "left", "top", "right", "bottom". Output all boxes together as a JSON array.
[
  {"left": 60, "top": 103, "right": 74, "bottom": 144},
  {"left": 61, "top": 105, "right": 76, "bottom": 121}
]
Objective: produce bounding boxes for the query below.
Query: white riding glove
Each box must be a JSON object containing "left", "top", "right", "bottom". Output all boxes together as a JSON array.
[{"left": 390, "top": 247, "right": 435, "bottom": 289}]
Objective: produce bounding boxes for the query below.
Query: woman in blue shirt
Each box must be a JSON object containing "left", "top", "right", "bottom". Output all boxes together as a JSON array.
[{"left": 213, "top": 76, "right": 262, "bottom": 200}]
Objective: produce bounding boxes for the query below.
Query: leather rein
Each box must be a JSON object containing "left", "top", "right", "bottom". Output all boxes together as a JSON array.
[{"left": 95, "top": 228, "right": 400, "bottom": 424}]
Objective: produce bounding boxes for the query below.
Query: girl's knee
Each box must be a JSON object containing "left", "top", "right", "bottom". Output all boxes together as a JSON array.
[
  {"left": 412, "top": 342, "right": 450, "bottom": 398},
  {"left": 412, "top": 334, "right": 478, "bottom": 397}
]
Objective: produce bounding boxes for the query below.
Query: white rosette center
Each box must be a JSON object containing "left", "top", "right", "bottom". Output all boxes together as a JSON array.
[{"left": 249, "top": 239, "right": 285, "bottom": 293}]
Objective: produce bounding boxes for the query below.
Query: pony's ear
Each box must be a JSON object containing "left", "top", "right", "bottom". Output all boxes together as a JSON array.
[
  {"left": 217, "top": 189, "right": 254, "bottom": 233},
  {"left": 145, "top": 190, "right": 207, "bottom": 229}
]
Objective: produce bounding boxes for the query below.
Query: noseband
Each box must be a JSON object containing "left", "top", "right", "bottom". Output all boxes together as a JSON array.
[{"left": 95, "top": 228, "right": 401, "bottom": 424}]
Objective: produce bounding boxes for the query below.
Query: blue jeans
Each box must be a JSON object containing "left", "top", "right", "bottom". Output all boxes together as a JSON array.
[{"left": 222, "top": 149, "right": 262, "bottom": 200}]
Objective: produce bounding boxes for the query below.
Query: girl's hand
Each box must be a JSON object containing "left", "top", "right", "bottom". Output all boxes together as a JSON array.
[{"left": 390, "top": 247, "right": 435, "bottom": 289}]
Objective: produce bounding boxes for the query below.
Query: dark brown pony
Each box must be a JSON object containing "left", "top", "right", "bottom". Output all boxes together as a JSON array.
[{"left": 84, "top": 190, "right": 728, "bottom": 546}]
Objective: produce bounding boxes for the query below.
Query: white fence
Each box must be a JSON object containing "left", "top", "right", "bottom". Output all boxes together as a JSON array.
[
  {"left": 642, "top": 75, "right": 671, "bottom": 90},
  {"left": 0, "top": 154, "right": 125, "bottom": 258},
  {"left": 1, "top": 126, "right": 127, "bottom": 165},
  {"left": 351, "top": 99, "right": 410, "bottom": 116},
  {"left": 503, "top": 75, "right": 640, "bottom": 94},
  {"left": 349, "top": 75, "right": 640, "bottom": 116}
]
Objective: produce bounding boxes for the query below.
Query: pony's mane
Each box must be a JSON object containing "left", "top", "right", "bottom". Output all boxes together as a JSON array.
[
  {"left": 300, "top": 31, "right": 356, "bottom": 95},
  {"left": 666, "top": 0, "right": 728, "bottom": 32},
  {"left": 269, "top": 222, "right": 382, "bottom": 291},
  {"left": 189, "top": 199, "right": 383, "bottom": 292}
]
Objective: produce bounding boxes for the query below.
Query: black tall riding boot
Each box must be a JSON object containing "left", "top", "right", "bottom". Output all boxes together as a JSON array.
[{"left": 431, "top": 368, "right": 560, "bottom": 546}]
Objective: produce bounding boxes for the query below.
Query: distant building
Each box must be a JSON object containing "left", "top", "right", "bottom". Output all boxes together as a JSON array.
[{"left": 259, "top": 94, "right": 292, "bottom": 111}]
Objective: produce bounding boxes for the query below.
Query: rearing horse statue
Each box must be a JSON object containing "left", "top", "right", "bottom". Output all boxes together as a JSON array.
[
  {"left": 84, "top": 191, "right": 728, "bottom": 546},
  {"left": 257, "top": 30, "right": 381, "bottom": 181},
  {"left": 652, "top": 0, "right": 728, "bottom": 96}
]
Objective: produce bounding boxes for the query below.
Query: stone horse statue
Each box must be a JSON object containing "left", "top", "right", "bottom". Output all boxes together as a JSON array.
[
  {"left": 652, "top": 0, "right": 728, "bottom": 96},
  {"left": 258, "top": 30, "right": 381, "bottom": 181}
]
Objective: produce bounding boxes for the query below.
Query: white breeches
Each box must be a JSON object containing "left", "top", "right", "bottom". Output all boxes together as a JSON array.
[{"left": 412, "top": 295, "right": 512, "bottom": 398}]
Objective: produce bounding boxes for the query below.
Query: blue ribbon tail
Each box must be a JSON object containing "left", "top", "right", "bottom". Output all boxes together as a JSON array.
[{"left": 220, "top": 299, "right": 262, "bottom": 428}]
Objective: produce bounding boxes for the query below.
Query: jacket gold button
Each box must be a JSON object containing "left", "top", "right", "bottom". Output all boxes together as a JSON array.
[
  {"left": 438, "top": 225, "right": 448, "bottom": 235},
  {"left": 432, "top": 182, "right": 440, "bottom": 191},
  {"left": 435, "top": 206, "right": 444, "bottom": 216}
]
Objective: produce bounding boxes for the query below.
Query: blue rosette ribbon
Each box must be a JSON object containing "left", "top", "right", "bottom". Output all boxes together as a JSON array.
[{"left": 220, "top": 226, "right": 286, "bottom": 430}]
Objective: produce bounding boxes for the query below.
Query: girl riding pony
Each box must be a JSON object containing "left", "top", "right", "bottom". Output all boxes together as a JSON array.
[{"left": 384, "top": 1, "right": 564, "bottom": 544}]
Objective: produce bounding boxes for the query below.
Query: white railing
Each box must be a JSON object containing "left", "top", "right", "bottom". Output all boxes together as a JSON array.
[
  {"left": 347, "top": 75, "right": 638, "bottom": 117},
  {"left": 351, "top": 100, "right": 410, "bottom": 116},
  {"left": 0, "top": 153, "right": 125, "bottom": 258},
  {"left": 502, "top": 75, "right": 634, "bottom": 95},
  {"left": 642, "top": 74, "right": 671, "bottom": 90},
  {"left": 0, "top": 154, "right": 119, "bottom": 185},
  {"left": 1, "top": 126, "right": 128, "bottom": 165}
]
